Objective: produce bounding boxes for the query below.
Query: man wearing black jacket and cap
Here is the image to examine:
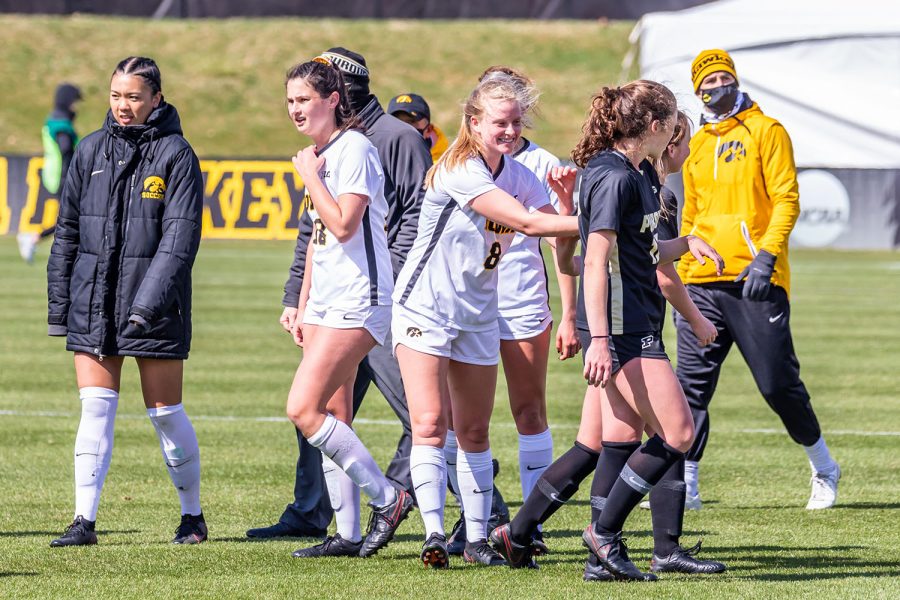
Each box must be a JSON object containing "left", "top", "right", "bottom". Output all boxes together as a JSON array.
[{"left": 247, "top": 47, "right": 431, "bottom": 541}]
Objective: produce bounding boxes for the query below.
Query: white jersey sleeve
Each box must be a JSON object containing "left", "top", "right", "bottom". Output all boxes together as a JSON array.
[{"left": 436, "top": 158, "right": 498, "bottom": 207}]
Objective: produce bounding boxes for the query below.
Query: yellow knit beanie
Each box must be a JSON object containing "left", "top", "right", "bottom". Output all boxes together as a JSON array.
[{"left": 691, "top": 49, "right": 738, "bottom": 92}]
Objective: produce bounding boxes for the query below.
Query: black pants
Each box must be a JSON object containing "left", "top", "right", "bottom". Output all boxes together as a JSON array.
[
  {"left": 279, "top": 331, "right": 414, "bottom": 530},
  {"left": 676, "top": 283, "right": 821, "bottom": 462}
]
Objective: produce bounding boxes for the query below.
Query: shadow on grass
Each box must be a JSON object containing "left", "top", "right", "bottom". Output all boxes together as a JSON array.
[
  {"left": 0, "top": 572, "right": 39, "bottom": 578},
  {"left": 730, "top": 502, "right": 900, "bottom": 510},
  {"left": 0, "top": 529, "right": 139, "bottom": 537}
]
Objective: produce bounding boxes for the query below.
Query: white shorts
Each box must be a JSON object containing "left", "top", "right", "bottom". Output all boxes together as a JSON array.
[
  {"left": 498, "top": 311, "right": 552, "bottom": 341},
  {"left": 391, "top": 304, "right": 499, "bottom": 366},
  {"left": 303, "top": 303, "right": 392, "bottom": 345}
]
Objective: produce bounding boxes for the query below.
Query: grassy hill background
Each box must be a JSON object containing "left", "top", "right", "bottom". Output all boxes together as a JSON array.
[{"left": 0, "top": 16, "right": 635, "bottom": 159}]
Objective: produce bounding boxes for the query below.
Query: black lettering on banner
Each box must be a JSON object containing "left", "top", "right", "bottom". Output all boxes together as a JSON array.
[{"left": 483, "top": 241, "right": 502, "bottom": 269}]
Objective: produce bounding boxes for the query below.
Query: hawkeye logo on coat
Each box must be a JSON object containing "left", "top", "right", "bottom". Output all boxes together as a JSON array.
[
  {"left": 141, "top": 176, "right": 167, "bottom": 200},
  {"left": 717, "top": 141, "right": 746, "bottom": 163}
]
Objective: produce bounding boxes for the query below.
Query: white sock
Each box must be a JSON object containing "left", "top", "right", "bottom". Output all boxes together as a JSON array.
[
  {"left": 444, "top": 430, "right": 462, "bottom": 506},
  {"left": 308, "top": 414, "right": 396, "bottom": 508},
  {"left": 147, "top": 404, "right": 202, "bottom": 516},
  {"left": 323, "top": 456, "right": 361, "bottom": 542},
  {"left": 518, "top": 428, "right": 553, "bottom": 501},
  {"left": 457, "top": 448, "right": 494, "bottom": 543},
  {"left": 685, "top": 460, "right": 700, "bottom": 498},
  {"left": 410, "top": 445, "right": 446, "bottom": 537},
  {"left": 74, "top": 387, "right": 118, "bottom": 521},
  {"left": 804, "top": 437, "right": 838, "bottom": 474}
]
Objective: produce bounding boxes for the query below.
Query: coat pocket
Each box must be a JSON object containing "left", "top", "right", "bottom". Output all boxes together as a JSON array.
[
  {"left": 690, "top": 214, "right": 756, "bottom": 278},
  {"left": 67, "top": 253, "right": 99, "bottom": 334}
]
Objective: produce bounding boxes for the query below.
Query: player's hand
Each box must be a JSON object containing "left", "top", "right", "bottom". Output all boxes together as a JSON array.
[
  {"left": 280, "top": 306, "right": 298, "bottom": 333},
  {"left": 583, "top": 337, "right": 612, "bottom": 387},
  {"left": 292, "top": 145, "right": 325, "bottom": 182},
  {"left": 547, "top": 166, "right": 578, "bottom": 215},
  {"left": 686, "top": 235, "right": 724, "bottom": 275},
  {"left": 556, "top": 317, "right": 581, "bottom": 360},
  {"left": 291, "top": 319, "right": 305, "bottom": 347},
  {"left": 689, "top": 314, "right": 718, "bottom": 347},
  {"left": 734, "top": 250, "right": 776, "bottom": 301}
]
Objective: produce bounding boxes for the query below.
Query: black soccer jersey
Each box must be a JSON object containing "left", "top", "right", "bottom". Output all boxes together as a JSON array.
[{"left": 576, "top": 150, "right": 665, "bottom": 335}]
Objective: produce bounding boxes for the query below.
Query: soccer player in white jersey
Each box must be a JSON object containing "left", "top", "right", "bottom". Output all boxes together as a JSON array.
[
  {"left": 282, "top": 59, "right": 413, "bottom": 559},
  {"left": 391, "top": 72, "right": 580, "bottom": 568}
]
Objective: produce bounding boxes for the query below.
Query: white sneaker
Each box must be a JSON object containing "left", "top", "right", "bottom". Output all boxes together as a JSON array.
[
  {"left": 639, "top": 493, "right": 702, "bottom": 511},
  {"left": 17, "top": 232, "right": 38, "bottom": 264},
  {"left": 806, "top": 464, "right": 841, "bottom": 509}
]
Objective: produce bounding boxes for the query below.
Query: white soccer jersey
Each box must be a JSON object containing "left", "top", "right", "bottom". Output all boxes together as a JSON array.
[
  {"left": 498, "top": 139, "right": 561, "bottom": 318},
  {"left": 306, "top": 130, "right": 394, "bottom": 311},
  {"left": 394, "top": 155, "right": 548, "bottom": 331}
]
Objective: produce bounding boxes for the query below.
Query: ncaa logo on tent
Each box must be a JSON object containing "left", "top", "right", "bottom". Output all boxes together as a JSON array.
[{"left": 141, "top": 176, "right": 167, "bottom": 200}]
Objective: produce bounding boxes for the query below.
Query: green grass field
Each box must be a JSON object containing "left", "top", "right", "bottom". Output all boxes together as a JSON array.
[
  {"left": 0, "top": 16, "right": 633, "bottom": 160},
  {"left": 1, "top": 240, "right": 898, "bottom": 599}
]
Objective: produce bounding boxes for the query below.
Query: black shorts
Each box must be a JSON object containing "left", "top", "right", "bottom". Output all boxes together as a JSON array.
[{"left": 578, "top": 329, "right": 669, "bottom": 374}]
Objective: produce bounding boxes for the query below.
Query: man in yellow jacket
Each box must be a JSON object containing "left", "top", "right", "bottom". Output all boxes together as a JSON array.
[{"left": 676, "top": 49, "right": 840, "bottom": 510}]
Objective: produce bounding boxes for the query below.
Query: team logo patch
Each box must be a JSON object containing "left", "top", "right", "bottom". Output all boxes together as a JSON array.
[
  {"left": 641, "top": 335, "right": 654, "bottom": 349},
  {"left": 395, "top": 94, "right": 413, "bottom": 104},
  {"left": 406, "top": 327, "right": 423, "bottom": 338},
  {"left": 141, "top": 176, "right": 167, "bottom": 200},
  {"left": 717, "top": 140, "right": 746, "bottom": 163}
]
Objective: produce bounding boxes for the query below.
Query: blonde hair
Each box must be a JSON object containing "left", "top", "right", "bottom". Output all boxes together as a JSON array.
[
  {"left": 425, "top": 72, "right": 538, "bottom": 188},
  {"left": 653, "top": 110, "right": 692, "bottom": 180}
]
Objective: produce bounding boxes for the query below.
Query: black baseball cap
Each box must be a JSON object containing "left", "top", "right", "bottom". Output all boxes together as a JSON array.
[{"left": 388, "top": 93, "right": 430, "bottom": 121}]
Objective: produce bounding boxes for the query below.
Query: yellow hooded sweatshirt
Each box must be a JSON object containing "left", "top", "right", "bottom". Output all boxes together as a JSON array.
[{"left": 679, "top": 102, "right": 798, "bottom": 295}]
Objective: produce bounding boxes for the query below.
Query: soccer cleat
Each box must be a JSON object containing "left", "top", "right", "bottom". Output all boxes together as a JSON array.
[
  {"left": 50, "top": 515, "right": 97, "bottom": 547},
  {"left": 359, "top": 489, "right": 414, "bottom": 557},
  {"left": 447, "top": 514, "right": 466, "bottom": 556},
  {"left": 246, "top": 521, "right": 326, "bottom": 539},
  {"left": 651, "top": 541, "right": 727, "bottom": 574},
  {"left": 420, "top": 533, "right": 450, "bottom": 569},
  {"left": 172, "top": 513, "right": 208, "bottom": 544},
  {"left": 806, "top": 464, "right": 841, "bottom": 510},
  {"left": 582, "top": 524, "right": 657, "bottom": 582},
  {"left": 639, "top": 492, "right": 702, "bottom": 511},
  {"left": 17, "top": 232, "right": 38, "bottom": 264},
  {"left": 583, "top": 553, "right": 615, "bottom": 582},
  {"left": 489, "top": 523, "right": 536, "bottom": 569},
  {"left": 463, "top": 539, "right": 507, "bottom": 566},
  {"left": 292, "top": 534, "right": 363, "bottom": 558},
  {"left": 532, "top": 529, "right": 550, "bottom": 556}
]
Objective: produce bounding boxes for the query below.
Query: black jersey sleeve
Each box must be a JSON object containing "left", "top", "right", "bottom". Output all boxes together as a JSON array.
[{"left": 657, "top": 186, "right": 680, "bottom": 242}]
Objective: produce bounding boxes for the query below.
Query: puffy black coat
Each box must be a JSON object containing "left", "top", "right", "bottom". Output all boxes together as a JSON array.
[{"left": 47, "top": 102, "right": 203, "bottom": 359}]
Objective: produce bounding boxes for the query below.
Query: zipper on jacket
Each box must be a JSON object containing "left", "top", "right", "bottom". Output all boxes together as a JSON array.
[
  {"left": 93, "top": 347, "right": 105, "bottom": 362},
  {"left": 124, "top": 172, "right": 136, "bottom": 242}
]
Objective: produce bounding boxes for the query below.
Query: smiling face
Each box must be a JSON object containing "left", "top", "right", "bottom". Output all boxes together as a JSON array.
[
  {"left": 109, "top": 73, "right": 160, "bottom": 126},
  {"left": 286, "top": 77, "right": 339, "bottom": 143},
  {"left": 470, "top": 97, "right": 523, "bottom": 162}
]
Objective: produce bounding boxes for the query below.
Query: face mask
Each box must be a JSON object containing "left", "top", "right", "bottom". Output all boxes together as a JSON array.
[{"left": 700, "top": 83, "right": 739, "bottom": 114}]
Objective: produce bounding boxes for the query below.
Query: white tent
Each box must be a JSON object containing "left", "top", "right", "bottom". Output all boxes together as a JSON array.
[{"left": 631, "top": 0, "right": 900, "bottom": 248}]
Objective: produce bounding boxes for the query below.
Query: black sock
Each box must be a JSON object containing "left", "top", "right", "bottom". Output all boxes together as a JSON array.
[
  {"left": 650, "top": 454, "right": 685, "bottom": 556},
  {"left": 590, "top": 441, "right": 641, "bottom": 521},
  {"left": 596, "top": 435, "right": 683, "bottom": 535},
  {"left": 509, "top": 441, "right": 599, "bottom": 545}
]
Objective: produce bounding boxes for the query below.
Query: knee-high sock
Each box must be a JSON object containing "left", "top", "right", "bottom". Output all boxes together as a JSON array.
[
  {"left": 596, "top": 435, "right": 683, "bottom": 534},
  {"left": 307, "top": 414, "right": 395, "bottom": 508},
  {"left": 649, "top": 454, "right": 685, "bottom": 556},
  {"left": 589, "top": 441, "right": 641, "bottom": 521},
  {"left": 457, "top": 448, "right": 494, "bottom": 542},
  {"left": 74, "top": 387, "right": 119, "bottom": 521},
  {"left": 148, "top": 404, "right": 202, "bottom": 516},
  {"left": 443, "top": 430, "right": 461, "bottom": 506},
  {"left": 410, "top": 445, "right": 447, "bottom": 537},
  {"left": 684, "top": 460, "right": 700, "bottom": 498},
  {"left": 518, "top": 429, "right": 553, "bottom": 503},
  {"left": 508, "top": 441, "right": 599, "bottom": 545},
  {"left": 323, "top": 456, "right": 361, "bottom": 542}
]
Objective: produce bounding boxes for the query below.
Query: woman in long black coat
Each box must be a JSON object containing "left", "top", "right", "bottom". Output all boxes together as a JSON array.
[{"left": 46, "top": 57, "right": 206, "bottom": 547}]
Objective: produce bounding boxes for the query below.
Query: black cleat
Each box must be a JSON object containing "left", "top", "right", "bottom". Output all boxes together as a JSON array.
[
  {"left": 292, "top": 534, "right": 363, "bottom": 558},
  {"left": 247, "top": 521, "right": 326, "bottom": 539},
  {"left": 447, "top": 514, "right": 466, "bottom": 556},
  {"left": 359, "top": 490, "right": 414, "bottom": 557},
  {"left": 651, "top": 541, "right": 727, "bottom": 574},
  {"left": 421, "top": 533, "right": 450, "bottom": 569},
  {"left": 583, "top": 553, "right": 615, "bottom": 581},
  {"left": 463, "top": 539, "right": 507, "bottom": 566},
  {"left": 50, "top": 516, "right": 97, "bottom": 547},
  {"left": 532, "top": 529, "right": 550, "bottom": 556},
  {"left": 582, "top": 524, "right": 656, "bottom": 582},
  {"left": 489, "top": 523, "right": 537, "bottom": 569},
  {"left": 173, "top": 513, "right": 208, "bottom": 545}
]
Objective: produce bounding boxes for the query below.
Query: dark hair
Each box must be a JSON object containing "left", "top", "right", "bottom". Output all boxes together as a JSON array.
[
  {"left": 112, "top": 56, "right": 162, "bottom": 95},
  {"left": 285, "top": 60, "right": 359, "bottom": 131},
  {"left": 572, "top": 80, "right": 676, "bottom": 168}
]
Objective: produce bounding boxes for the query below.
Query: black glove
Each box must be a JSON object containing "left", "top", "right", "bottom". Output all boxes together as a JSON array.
[
  {"left": 123, "top": 313, "right": 150, "bottom": 337},
  {"left": 734, "top": 250, "right": 776, "bottom": 301}
]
